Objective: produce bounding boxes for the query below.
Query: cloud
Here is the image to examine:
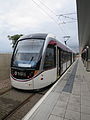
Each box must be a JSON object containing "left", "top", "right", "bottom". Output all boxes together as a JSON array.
[{"left": 0, "top": 0, "right": 78, "bottom": 52}]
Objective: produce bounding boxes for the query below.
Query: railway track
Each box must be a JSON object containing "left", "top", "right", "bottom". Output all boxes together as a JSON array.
[
  {"left": 0, "top": 88, "right": 48, "bottom": 120},
  {"left": 0, "top": 87, "right": 12, "bottom": 96},
  {"left": 2, "top": 93, "right": 35, "bottom": 120}
]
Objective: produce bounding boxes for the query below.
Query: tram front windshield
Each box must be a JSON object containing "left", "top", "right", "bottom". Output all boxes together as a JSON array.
[{"left": 12, "top": 39, "right": 44, "bottom": 68}]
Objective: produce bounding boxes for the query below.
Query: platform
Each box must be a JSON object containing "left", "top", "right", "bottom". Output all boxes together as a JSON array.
[{"left": 23, "top": 58, "right": 90, "bottom": 120}]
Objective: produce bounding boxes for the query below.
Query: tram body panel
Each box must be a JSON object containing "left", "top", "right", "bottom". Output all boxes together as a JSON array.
[
  {"left": 11, "top": 68, "right": 57, "bottom": 90},
  {"left": 34, "top": 68, "right": 57, "bottom": 89},
  {"left": 11, "top": 77, "right": 34, "bottom": 90},
  {"left": 63, "top": 63, "right": 67, "bottom": 72},
  {"left": 67, "top": 60, "right": 71, "bottom": 68}
]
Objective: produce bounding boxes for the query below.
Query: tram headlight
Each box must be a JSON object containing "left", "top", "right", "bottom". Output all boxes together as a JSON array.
[
  {"left": 34, "top": 70, "right": 39, "bottom": 75},
  {"left": 27, "top": 70, "right": 39, "bottom": 79}
]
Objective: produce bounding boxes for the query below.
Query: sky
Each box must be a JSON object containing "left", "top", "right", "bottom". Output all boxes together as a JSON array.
[{"left": 0, "top": 0, "right": 79, "bottom": 53}]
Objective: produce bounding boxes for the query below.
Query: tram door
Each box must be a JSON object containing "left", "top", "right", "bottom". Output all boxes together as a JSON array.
[{"left": 57, "top": 47, "right": 61, "bottom": 77}]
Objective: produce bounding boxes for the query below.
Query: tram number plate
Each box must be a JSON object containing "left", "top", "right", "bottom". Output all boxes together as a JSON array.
[{"left": 17, "top": 72, "right": 26, "bottom": 77}]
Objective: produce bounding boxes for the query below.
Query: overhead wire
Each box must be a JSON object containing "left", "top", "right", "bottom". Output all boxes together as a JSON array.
[
  {"left": 36, "top": 0, "right": 76, "bottom": 36},
  {"left": 32, "top": 0, "right": 77, "bottom": 47},
  {"left": 36, "top": 0, "right": 70, "bottom": 35},
  {"left": 59, "top": 21, "right": 77, "bottom": 24},
  {"left": 35, "top": 0, "right": 56, "bottom": 16},
  {"left": 32, "top": 0, "right": 67, "bottom": 36},
  {"left": 57, "top": 13, "right": 76, "bottom": 15},
  {"left": 57, "top": 14, "right": 77, "bottom": 21},
  {"left": 32, "top": 0, "right": 58, "bottom": 24}
]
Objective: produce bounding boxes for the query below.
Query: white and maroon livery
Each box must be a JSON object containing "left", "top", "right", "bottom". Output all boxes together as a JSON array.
[{"left": 10, "top": 33, "right": 75, "bottom": 90}]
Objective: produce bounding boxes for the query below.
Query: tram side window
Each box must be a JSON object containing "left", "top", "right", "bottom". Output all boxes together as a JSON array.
[
  {"left": 43, "top": 45, "right": 56, "bottom": 70},
  {"left": 62, "top": 51, "right": 66, "bottom": 63}
]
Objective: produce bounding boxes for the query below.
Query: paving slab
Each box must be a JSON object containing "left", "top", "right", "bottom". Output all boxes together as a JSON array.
[
  {"left": 81, "top": 105, "right": 90, "bottom": 115},
  {"left": 81, "top": 99, "right": 90, "bottom": 107},
  {"left": 67, "top": 103, "right": 80, "bottom": 112},
  {"left": 51, "top": 106, "right": 66, "bottom": 118},
  {"left": 55, "top": 100, "right": 67, "bottom": 109},
  {"left": 65, "top": 110, "right": 80, "bottom": 120},
  {"left": 81, "top": 113, "right": 90, "bottom": 120},
  {"left": 48, "top": 115, "right": 63, "bottom": 120}
]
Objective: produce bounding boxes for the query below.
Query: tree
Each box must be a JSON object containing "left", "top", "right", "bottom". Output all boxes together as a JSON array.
[{"left": 8, "top": 34, "right": 23, "bottom": 48}]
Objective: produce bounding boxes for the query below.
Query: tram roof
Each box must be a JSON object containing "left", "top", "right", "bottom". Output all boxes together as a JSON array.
[
  {"left": 19, "top": 33, "right": 48, "bottom": 40},
  {"left": 57, "top": 40, "right": 73, "bottom": 53}
]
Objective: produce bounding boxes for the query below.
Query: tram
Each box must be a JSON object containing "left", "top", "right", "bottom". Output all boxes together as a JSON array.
[{"left": 10, "top": 33, "right": 75, "bottom": 90}]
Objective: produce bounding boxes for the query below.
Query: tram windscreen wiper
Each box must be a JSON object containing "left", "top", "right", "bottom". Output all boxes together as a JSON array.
[{"left": 29, "top": 56, "right": 34, "bottom": 64}]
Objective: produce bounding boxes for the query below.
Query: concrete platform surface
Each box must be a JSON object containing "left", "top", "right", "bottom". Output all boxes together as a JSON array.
[{"left": 23, "top": 58, "right": 90, "bottom": 120}]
